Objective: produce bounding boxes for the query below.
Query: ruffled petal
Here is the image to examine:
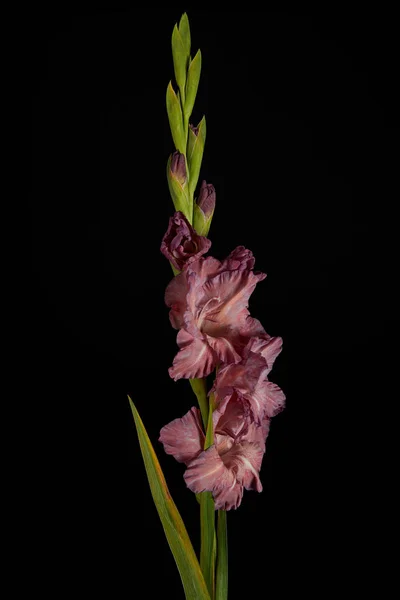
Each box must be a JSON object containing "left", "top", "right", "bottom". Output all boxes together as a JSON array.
[
  {"left": 213, "top": 482, "right": 244, "bottom": 510},
  {"left": 201, "top": 269, "right": 267, "bottom": 329},
  {"left": 222, "top": 441, "right": 264, "bottom": 492},
  {"left": 242, "top": 419, "right": 270, "bottom": 452},
  {"left": 214, "top": 351, "right": 268, "bottom": 397},
  {"left": 184, "top": 445, "right": 235, "bottom": 494},
  {"left": 220, "top": 246, "right": 255, "bottom": 272},
  {"left": 255, "top": 380, "right": 286, "bottom": 418},
  {"left": 213, "top": 394, "right": 250, "bottom": 439},
  {"left": 169, "top": 329, "right": 217, "bottom": 380},
  {"left": 206, "top": 334, "right": 242, "bottom": 365},
  {"left": 159, "top": 407, "right": 204, "bottom": 464},
  {"left": 187, "top": 256, "right": 222, "bottom": 282},
  {"left": 165, "top": 271, "right": 189, "bottom": 329},
  {"left": 246, "top": 335, "right": 283, "bottom": 374},
  {"left": 160, "top": 211, "right": 211, "bottom": 271}
]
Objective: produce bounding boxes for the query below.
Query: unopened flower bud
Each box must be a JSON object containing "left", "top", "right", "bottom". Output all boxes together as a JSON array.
[
  {"left": 170, "top": 151, "right": 187, "bottom": 185},
  {"left": 197, "top": 180, "right": 216, "bottom": 219},
  {"left": 167, "top": 151, "right": 191, "bottom": 221},
  {"left": 193, "top": 180, "right": 216, "bottom": 237}
]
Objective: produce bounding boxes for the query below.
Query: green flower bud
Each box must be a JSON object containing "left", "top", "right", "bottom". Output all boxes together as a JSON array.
[
  {"left": 167, "top": 151, "right": 191, "bottom": 222},
  {"left": 193, "top": 181, "right": 216, "bottom": 237}
]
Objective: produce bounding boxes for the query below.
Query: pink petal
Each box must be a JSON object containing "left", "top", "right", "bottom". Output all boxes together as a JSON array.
[
  {"left": 206, "top": 334, "right": 242, "bottom": 365},
  {"left": 236, "top": 315, "right": 266, "bottom": 344},
  {"left": 165, "top": 272, "right": 189, "bottom": 329},
  {"left": 222, "top": 441, "right": 264, "bottom": 492},
  {"left": 220, "top": 246, "right": 255, "bottom": 272},
  {"left": 257, "top": 380, "right": 286, "bottom": 417},
  {"left": 213, "top": 482, "right": 244, "bottom": 510},
  {"left": 159, "top": 407, "right": 204, "bottom": 464},
  {"left": 184, "top": 445, "right": 235, "bottom": 494},
  {"left": 201, "top": 269, "right": 267, "bottom": 328},
  {"left": 160, "top": 211, "right": 211, "bottom": 271},
  {"left": 187, "top": 256, "right": 222, "bottom": 281},
  {"left": 242, "top": 419, "right": 270, "bottom": 452},
  {"left": 214, "top": 351, "right": 268, "bottom": 398},
  {"left": 169, "top": 329, "right": 217, "bottom": 380},
  {"left": 214, "top": 394, "right": 250, "bottom": 439},
  {"left": 247, "top": 335, "right": 283, "bottom": 373}
]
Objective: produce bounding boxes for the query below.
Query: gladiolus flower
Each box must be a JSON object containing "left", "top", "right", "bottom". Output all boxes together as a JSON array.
[
  {"left": 212, "top": 335, "right": 285, "bottom": 424},
  {"left": 159, "top": 399, "right": 271, "bottom": 510},
  {"left": 165, "top": 249, "right": 267, "bottom": 380},
  {"left": 161, "top": 211, "right": 211, "bottom": 271}
]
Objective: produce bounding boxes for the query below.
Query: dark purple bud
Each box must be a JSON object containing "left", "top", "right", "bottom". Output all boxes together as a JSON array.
[
  {"left": 197, "top": 180, "right": 216, "bottom": 218},
  {"left": 189, "top": 123, "right": 199, "bottom": 136},
  {"left": 170, "top": 151, "right": 187, "bottom": 184},
  {"left": 161, "top": 211, "right": 211, "bottom": 271}
]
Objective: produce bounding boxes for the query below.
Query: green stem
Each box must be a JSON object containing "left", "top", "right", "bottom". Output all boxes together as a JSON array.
[
  {"left": 216, "top": 510, "right": 228, "bottom": 600},
  {"left": 200, "top": 395, "right": 216, "bottom": 598},
  {"left": 189, "top": 378, "right": 209, "bottom": 429}
]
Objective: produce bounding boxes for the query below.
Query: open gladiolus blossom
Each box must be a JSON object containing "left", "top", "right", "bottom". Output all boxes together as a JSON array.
[{"left": 159, "top": 212, "right": 285, "bottom": 510}]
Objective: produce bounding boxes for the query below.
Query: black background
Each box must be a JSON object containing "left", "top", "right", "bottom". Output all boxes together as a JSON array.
[{"left": 31, "top": 7, "right": 398, "bottom": 597}]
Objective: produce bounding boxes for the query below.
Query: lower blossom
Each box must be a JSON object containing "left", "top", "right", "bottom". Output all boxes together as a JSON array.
[{"left": 159, "top": 397, "right": 270, "bottom": 510}]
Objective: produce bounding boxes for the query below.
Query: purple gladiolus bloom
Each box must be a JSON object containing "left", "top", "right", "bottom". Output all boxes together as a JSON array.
[{"left": 161, "top": 211, "right": 211, "bottom": 271}]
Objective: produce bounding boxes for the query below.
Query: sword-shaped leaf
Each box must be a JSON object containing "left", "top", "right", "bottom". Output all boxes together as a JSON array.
[
  {"left": 187, "top": 116, "right": 206, "bottom": 198},
  {"left": 179, "top": 13, "right": 191, "bottom": 56},
  {"left": 172, "top": 24, "right": 189, "bottom": 102},
  {"left": 185, "top": 50, "right": 202, "bottom": 120},
  {"left": 166, "top": 81, "right": 186, "bottom": 154},
  {"left": 128, "top": 397, "right": 210, "bottom": 600}
]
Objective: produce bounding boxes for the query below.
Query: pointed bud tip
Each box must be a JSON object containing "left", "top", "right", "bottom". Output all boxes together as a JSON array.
[
  {"left": 197, "top": 180, "right": 216, "bottom": 218},
  {"left": 170, "top": 151, "right": 187, "bottom": 183}
]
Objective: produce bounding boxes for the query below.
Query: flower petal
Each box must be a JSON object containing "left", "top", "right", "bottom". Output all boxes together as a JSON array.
[
  {"left": 184, "top": 445, "right": 235, "bottom": 494},
  {"left": 201, "top": 269, "right": 267, "bottom": 328},
  {"left": 222, "top": 441, "right": 265, "bottom": 492},
  {"left": 159, "top": 407, "right": 204, "bottom": 464},
  {"left": 256, "top": 380, "right": 286, "bottom": 418},
  {"left": 206, "top": 334, "right": 242, "bottom": 365},
  {"left": 165, "top": 271, "right": 189, "bottom": 329},
  {"left": 161, "top": 211, "right": 211, "bottom": 271},
  {"left": 242, "top": 419, "right": 270, "bottom": 452},
  {"left": 213, "top": 393, "right": 250, "bottom": 439},
  {"left": 220, "top": 246, "right": 255, "bottom": 272},
  {"left": 169, "top": 329, "right": 217, "bottom": 380},
  {"left": 213, "top": 482, "right": 244, "bottom": 511},
  {"left": 247, "top": 335, "right": 283, "bottom": 374}
]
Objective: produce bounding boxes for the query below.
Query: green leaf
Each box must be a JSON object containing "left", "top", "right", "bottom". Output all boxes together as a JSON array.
[
  {"left": 128, "top": 397, "right": 211, "bottom": 600},
  {"left": 166, "top": 81, "right": 186, "bottom": 154},
  {"left": 216, "top": 510, "right": 228, "bottom": 600},
  {"left": 172, "top": 24, "right": 188, "bottom": 101},
  {"left": 179, "top": 13, "right": 191, "bottom": 56},
  {"left": 185, "top": 50, "right": 202, "bottom": 120},
  {"left": 200, "top": 396, "right": 216, "bottom": 598},
  {"left": 187, "top": 116, "right": 206, "bottom": 198}
]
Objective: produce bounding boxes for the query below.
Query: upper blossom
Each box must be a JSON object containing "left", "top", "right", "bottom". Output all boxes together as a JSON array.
[
  {"left": 165, "top": 247, "right": 267, "bottom": 380},
  {"left": 161, "top": 211, "right": 211, "bottom": 271},
  {"left": 212, "top": 335, "right": 285, "bottom": 424},
  {"left": 159, "top": 398, "right": 270, "bottom": 510}
]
